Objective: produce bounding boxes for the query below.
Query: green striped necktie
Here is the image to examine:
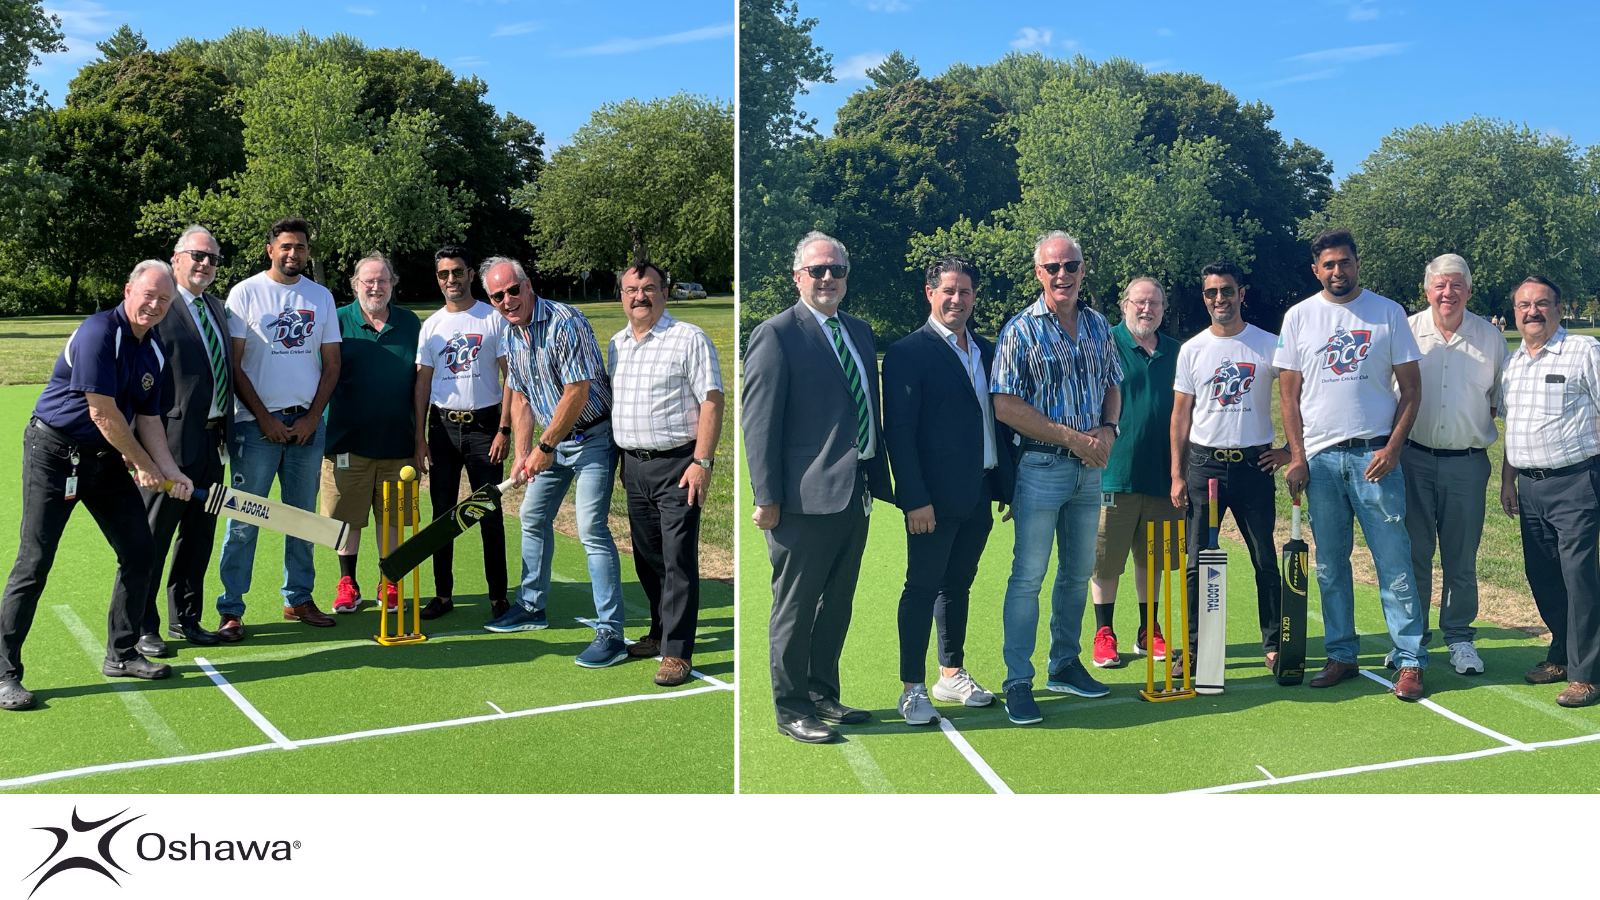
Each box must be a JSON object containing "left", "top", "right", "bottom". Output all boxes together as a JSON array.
[
  {"left": 825, "top": 317, "right": 871, "bottom": 452},
  {"left": 193, "top": 296, "right": 229, "bottom": 413}
]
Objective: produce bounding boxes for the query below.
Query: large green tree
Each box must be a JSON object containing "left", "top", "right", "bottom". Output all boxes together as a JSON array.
[{"left": 0, "top": 0, "right": 65, "bottom": 243}]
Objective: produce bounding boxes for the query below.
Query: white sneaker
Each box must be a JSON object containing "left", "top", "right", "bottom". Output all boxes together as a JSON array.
[
  {"left": 931, "top": 668, "right": 995, "bottom": 707},
  {"left": 1448, "top": 641, "right": 1485, "bottom": 675},
  {"left": 898, "top": 685, "right": 939, "bottom": 725},
  {"left": 1383, "top": 649, "right": 1399, "bottom": 670}
]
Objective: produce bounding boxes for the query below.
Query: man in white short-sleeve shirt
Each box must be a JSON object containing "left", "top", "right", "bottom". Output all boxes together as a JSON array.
[
  {"left": 215, "top": 217, "right": 342, "bottom": 639},
  {"left": 1275, "top": 228, "right": 1429, "bottom": 700}
]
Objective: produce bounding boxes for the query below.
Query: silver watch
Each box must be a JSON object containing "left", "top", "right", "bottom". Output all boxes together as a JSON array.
[{"left": 693, "top": 458, "right": 714, "bottom": 470}]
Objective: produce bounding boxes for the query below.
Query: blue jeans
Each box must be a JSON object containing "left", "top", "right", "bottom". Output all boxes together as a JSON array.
[
  {"left": 516, "top": 421, "right": 624, "bottom": 636},
  {"left": 216, "top": 413, "right": 325, "bottom": 615},
  {"left": 1305, "top": 446, "right": 1428, "bottom": 668},
  {"left": 1002, "top": 452, "right": 1103, "bottom": 689}
]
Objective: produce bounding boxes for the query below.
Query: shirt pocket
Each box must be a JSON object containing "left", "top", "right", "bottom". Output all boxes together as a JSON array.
[{"left": 1543, "top": 379, "right": 1571, "bottom": 416}]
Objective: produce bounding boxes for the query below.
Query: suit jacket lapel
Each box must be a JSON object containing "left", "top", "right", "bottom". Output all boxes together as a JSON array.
[
  {"left": 793, "top": 301, "right": 854, "bottom": 398},
  {"left": 202, "top": 292, "right": 233, "bottom": 369},
  {"left": 923, "top": 322, "right": 982, "bottom": 417}
]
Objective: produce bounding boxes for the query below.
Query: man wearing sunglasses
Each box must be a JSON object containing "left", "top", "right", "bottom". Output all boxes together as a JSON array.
[
  {"left": 485, "top": 257, "right": 627, "bottom": 670},
  {"left": 991, "top": 230, "right": 1123, "bottom": 725},
  {"left": 743, "top": 231, "right": 894, "bottom": 743}
]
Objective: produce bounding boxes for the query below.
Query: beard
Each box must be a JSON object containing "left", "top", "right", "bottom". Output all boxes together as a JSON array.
[{"left": 1126, "top": 319, "right": 1156, "bottom": 337}]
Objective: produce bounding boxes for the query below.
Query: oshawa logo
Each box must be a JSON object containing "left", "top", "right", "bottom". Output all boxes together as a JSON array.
[
  {"left": 26, "top": 807, "right": 299, "bottom": 897},
  {"left": 1203, "top": 358, "right": 1256, "bottom": 407}
]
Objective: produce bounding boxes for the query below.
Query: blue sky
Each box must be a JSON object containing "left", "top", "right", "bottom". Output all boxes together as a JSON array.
[
  {"left": 789, "top": 0, "right": 1600, "bottom": 180},
  {"left": 31, "top": 0, "right": 735, "bottom": 148}
]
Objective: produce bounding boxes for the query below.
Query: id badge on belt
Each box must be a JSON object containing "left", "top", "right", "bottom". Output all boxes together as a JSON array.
[
  {"left": 336, "top": 453, "right": 351, "bottom": 470},
  {"left": 64, "top": 452, "right": 80, "bottom": 500},
  {"left": 863, "top": 490, "right": 873, "bottom": 517}
]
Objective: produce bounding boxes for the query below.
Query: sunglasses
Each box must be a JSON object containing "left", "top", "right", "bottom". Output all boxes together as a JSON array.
[
  {"left": 489, "top": 282, "right": 523, "bottom": 304},
  {"left": 802, "top": 264, "right": 849, "bottom": 279},
  {"left": 1039, "top": 261, "right": 1082, "bottom": 275},
  {"left": 178, "top": 249, "right": 222, "bottom": 266},
  {"left": 436, "top": 267, "right": 469, "bottom": 282},
  {"left": 1202, "top": 286, "right": 1238, "bottom": 300}
]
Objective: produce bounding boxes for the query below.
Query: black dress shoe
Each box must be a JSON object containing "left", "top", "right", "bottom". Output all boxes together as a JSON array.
[
  {"left": 813, "top": 698, "right": 871, "bottom": 725},
  {"left": 166, "top": 622, "right": 220, "bottom": 645},
  {"left": 135, "top": 633, "right": 169, "bottom": 658},
  {"left": 490, "top": 598, "right": 511, "bottom": 620},
  {"left": 102, "top": 655, "right": 172, "bottom": 680},
  {"left": 419, "top": 596, "right": 454, "bottom": 620},
  {"left": 777, "top": 716, "right": 838, "bottom": 744}
]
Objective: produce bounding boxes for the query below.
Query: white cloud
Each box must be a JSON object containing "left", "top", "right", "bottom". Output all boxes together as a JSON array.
[
  {"left": 491, "top": 21, "right": 541, "bottom": 37},
  {"left": 1285, "top": 42, "right": 1408, "bottom": 64},
  {"left": 561, "top": 22, "right": 734, "bottom": 56},
  {"left": 452, "top": 56, "right": 486, "bottom": 66},
  {"left": 1348, "top": 1, "right": 1379, "bottom": 20},
  {"left": 1260, "top": 68, "right": 1340, "bottom": 88},
  {"left": 834, "top": 51, "right": 886, "bottom": 81},
  {"left": 1010, "top": 27, "right": 1052, "bottom": 50},
  {"left": 36, "top": 1, "right": 117, "bottom": 84},
  {"left": 864, "top": 0, "right": 910, "bottom": 10},
  {"left": 1157, "top": 27, "right": 1174, "bottom": 36},
  {"left": 347, "top": 5, "right": 376, "bottom": 14},
  {"left": 1141, "top": 59, "right": 1174, "bottom": 72}
]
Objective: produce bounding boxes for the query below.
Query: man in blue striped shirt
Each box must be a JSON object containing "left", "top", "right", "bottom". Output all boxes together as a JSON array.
[
  {"left": 481, "top": 256, "right": 628, "bottom": 670},
  {"left": 991, "top": 230, "right": 1125, "bottom": 724}
]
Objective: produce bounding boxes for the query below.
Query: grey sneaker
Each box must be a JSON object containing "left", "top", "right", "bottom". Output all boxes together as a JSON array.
[
  {"left": 897, "top": 685, "right": 939, "bottom": 725},
  {"left": 931, "top": 669, "right": 995, "bottom": 707},
  {"left": 1383, "top": 649, "right": 1399, "bottom": 670},
  {"left": 1448, "top": 641, "right": 1485, "bottom": 675}
]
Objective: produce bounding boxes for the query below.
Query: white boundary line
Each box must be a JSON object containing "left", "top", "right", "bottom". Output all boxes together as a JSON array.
[
  {"left": 839, "top": 740, "right": 895, "bottom": 793},
  {"left": 1359, "top": 669, "right": 1528, "bottom": 748},
  {"left": 51, "top": 605, "right": 187, "bottom": 756},
  {"left": 574, "top": 616, "right": 732, "bottom": 688},
  {"left": 938, "top": 717, "right": 1014, "bottom": 794},
  {"left": 194, "top": 657, "right": 298, "bottom": 750}
]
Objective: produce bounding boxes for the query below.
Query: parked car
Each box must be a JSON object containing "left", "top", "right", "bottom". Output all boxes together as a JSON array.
[{"left": 671, "top": 282, "right": 707, "bottom": 300}]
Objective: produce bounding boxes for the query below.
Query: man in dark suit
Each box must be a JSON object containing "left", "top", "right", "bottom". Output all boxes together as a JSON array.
[
  {"left": 743, "top": 231, "right": 894, "bottom": 744},
  {"left": 882, "top": 256, "right": 1015, "bottom": 726},
  {"left": 119, "top": 225, "right": 236, "bottom": 653}
]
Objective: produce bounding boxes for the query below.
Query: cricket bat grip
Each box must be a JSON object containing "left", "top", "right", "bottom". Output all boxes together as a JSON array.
[
  {"left": 160, "top": 480, "right": 206, "bottom": 500},
  {"left": 1291, "top": 497, "right": 1302, "bottom": 540}
]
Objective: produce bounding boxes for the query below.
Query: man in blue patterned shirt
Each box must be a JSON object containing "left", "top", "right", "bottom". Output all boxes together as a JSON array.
[
  {"left": 991, "top": 230, "right": 1125, "bottom": 724},
  {"left": 481, "top": 256, "right": 628, "bottom": 670}
]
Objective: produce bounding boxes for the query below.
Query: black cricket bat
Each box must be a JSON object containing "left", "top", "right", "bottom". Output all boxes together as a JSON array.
[
  {"left": 1276, "top": 494, "right": 1309, "bottom": 685},
  {"left": 379, "top": 477, "right": 517, "bottom": 582}
]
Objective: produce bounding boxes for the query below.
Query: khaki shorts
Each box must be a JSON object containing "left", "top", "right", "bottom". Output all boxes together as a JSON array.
[
  {"left": 319, "top": 455, "right": 418, "bottom": 528},
  {"left": 1093, "top": 492, "right": 1184, "bottom": 579}
]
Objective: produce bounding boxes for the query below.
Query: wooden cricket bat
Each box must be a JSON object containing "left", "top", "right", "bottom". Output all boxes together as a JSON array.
[
  {"left": 163, "top": 482, "right": 350, "bottom": 549},
  {"left": 378, "top": 478, "right": 517, "bottom": 583},
  {"left": 1277, "top": 495, "right": 1309, "bottom": 685},
  {"left": 1195, "top": 478, "right": 1228, "bottom": 695}
]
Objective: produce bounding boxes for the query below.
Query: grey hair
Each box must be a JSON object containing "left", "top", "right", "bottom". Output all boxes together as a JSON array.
[
  {"left": 173, "top": 224, "right": 218, "bottom": 254},
  {"left": 128, "top": 259, "right": 175, "bottom": 288},
  {"left": 1033, "top": 230, "right": 1082, "bottom": 264},
  {"left": 1121, "top": 276, "right": 1166, "bottom": 304},
  {"left": 350, "top": 251, "right": 399, "bottom": 293},
  {"left": 479, "top": 256, "right": 527, "bottom": 292},
  {"left": 1424, "top": 253, "right": 1472, "bottom": 291},
  {"left": 792, "top": 231, "right": 849, "bottom": 271}
]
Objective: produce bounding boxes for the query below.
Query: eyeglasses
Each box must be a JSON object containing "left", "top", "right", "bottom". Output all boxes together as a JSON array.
[
  {"left": 1039, "top": 261, "right": 1083, "bottom": 275},
  {"left": 1513, "top": 300, "right": 1558, "bottom": 313},
  {"left": 801, "top": 264, "right": 849, "bottom": 279},
  {"left": 357, "top": 277, "right": 391, "bottom": 288},
  {"left": 436, "top": 267, "right": 469, "bottom": 282},
  {"left": 178, "top": 249, "right": 222, "bottom": 266},
  {"left": 489, "top": 282, "right": 523, "bottom": 304},
  {"left": 1202, "top": 286, "right": 1238, "bottom": 300},
  {"left": 622, "top": 285, "right": 660, "bottom": 297}
]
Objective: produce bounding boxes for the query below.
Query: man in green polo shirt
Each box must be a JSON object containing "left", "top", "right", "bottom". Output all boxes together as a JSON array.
[
  {"left": 1089, "top": 277, "right": 1182, "bottom": 668},
  {"left": 323, "top": 252, "right": 422, "bottom": 614}
]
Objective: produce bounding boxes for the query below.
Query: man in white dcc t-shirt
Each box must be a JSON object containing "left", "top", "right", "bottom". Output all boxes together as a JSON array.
[
  {"left": 1275, "top": 228, "right": 1427, "bottom": 700},
  {"left": 215, "top": 217, "right": 343, "bottom": 639}
]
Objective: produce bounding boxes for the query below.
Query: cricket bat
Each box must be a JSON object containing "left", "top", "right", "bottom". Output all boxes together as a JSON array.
[
  {"left": 379, "top": 477, "right": 517, "bottom": 583},
  {"left": 1276, "top": 494, "right": 1309, "bottom": 686},
  {"left": 163, "top": 482, "right": 349, "bottom": 549},
  {"left": 1195, "top": 478, "right": 1228, "bottom": 695}
]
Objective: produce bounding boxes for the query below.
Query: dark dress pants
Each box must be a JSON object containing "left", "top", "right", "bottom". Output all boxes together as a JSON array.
[
  {"left": 1184, "top": 450, "right": 1281, "bottom": 655},
  {"left": 427, "top": 407, "right": 507, "bottom": 602},
  {"left": 766, "top": 475, "right": 870, "bottom": 724},
  {"left": 1518, "top": 463, "right": 1600, "bottom": 684},
  {"left": 896, "top": 494, "right": 993, "bottom": 684},
  {"left": 622, "top": 449, "right": 702, "bottom": 660},
  {"left": 130, "top": 425, "right": 226, "bottom": 634},
  {"left": 0, "top": 423, "right": 156, "bottom": 682}
]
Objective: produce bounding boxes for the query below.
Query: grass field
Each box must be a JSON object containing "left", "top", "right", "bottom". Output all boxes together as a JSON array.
[
  {"left": 0, "top": 380, "right": 734, "bottom": 793},
  {"left": 736, "top": 449, "right": 1600, "bottom": 794}
]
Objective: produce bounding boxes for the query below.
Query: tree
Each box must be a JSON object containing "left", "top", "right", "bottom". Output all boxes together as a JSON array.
[
  {"left": 0, "top": 0, "right": 65, "bottom": 242},
  {"left": 866, "top": 50, "right": 918, "bottom": 88},
  {"left": 96, "top": 24, "right": 147, "bottom": 61},
  {"left": 517, "top": 94, "right": 732, "bottom": 288}
]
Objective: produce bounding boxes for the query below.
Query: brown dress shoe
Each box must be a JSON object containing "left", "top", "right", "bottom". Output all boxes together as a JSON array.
[
  {"left": 1393, "top": 666, "right": 1424, "bottom": 701},
  {"left": 1557, "top": 682, "right": 1600, "bottom": 708},
  {"left": 654, "top": 657, "right": 692, "bottom": 686},
  {"left": 1526, "top": 661, "right": 1568, "bottom": 684},
  {"left": 1310, "top": 659, "right": 1360, "bottom": 687},
  {"left": 628, "top": 635, "right": 661, "bottom": 659},
  {"left": 217, "top": 614, "right": 244, "bottom": 643},
  {"left": 284, "top": 600, "right": 336, "bottom": 627},
  {"left": 1265, "top": 651, "right": 1278, "bottom": 671}
]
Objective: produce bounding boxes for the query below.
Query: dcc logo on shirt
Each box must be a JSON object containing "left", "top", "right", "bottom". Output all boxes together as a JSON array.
[
  {"left": 442, "top": 332, "right": 484, "bottom": 374},
  {"left": 1317, "top": 326, "right": 1372, "bottom": 376},
  {"left": 270, "top": 309, "right": 318, "bottom": 349},
  {"left": 1204, "top": 358, "right": 1256, "bottom": 407}
]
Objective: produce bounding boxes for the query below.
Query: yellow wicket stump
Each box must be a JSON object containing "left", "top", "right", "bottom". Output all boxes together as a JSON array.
[
  {"left": 1140, "top": 519, "right": 1194, "bottom": 702},
  {"left": 374, "top": 477, "right": 426, "bottom": 646}
]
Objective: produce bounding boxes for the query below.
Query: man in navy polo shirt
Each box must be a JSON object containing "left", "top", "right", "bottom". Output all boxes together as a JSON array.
[{"left": 0, "top": 260, "right": 196, "bottom": 711}]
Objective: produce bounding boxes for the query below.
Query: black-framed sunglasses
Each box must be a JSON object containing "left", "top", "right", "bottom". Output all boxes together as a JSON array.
[
  {"left": 1039, "top": 260, "right": 1082, "bottom": 275},
  {"left": 178, "top": 249, "right": 222, "bottom": 266},
  {"left": 1202, "top": 286, "right": 1238, "bottom": 300},
  {"left": 802, "top": 264, "right": 849, "bottom": 279},
  {"left": 489, "top": 282, "right": 523, "bottom": 304},
  {"left": 436, "top": 267, "right": 469, "bottom": 282}
]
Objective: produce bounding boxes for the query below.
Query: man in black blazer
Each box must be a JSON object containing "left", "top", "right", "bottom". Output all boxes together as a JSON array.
[
  {"left": 882, "top": 256, "right": 1016, "bottom": 725},
  {"left": 118, "top": 225, "right": 237, "bottom": 653},
  {"left": 743, "top": 231, "right": 894, "bottom": 743}
]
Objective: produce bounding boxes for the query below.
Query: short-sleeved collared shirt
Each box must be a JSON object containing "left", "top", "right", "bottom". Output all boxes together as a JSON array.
[
  {"left": 990, "top": 296, "right": 1123, "bottom": 433},
  {"left": 1407, "top": 309, "right": 1507, "bottom": 451},
  {"left": 1103, "top": 322, "right": 1179, "bottom": 495},
  {"left": 607, "top": 312, "right": 723, "bottom": 451},
  {"left": 1501, "top": 328, "right": 1600, "bottom": 469},
  {"left": 504, "top": 295, "right": 613, "bottom": 431},
  {"left": 326, "top": 302, "right": 420, "bottom": 459},
  {"left": 34, "top": 305, "right": 173, "bottom": 448},
  {"left": 927, "top": 315, "right": 996, "bottom": 469}
]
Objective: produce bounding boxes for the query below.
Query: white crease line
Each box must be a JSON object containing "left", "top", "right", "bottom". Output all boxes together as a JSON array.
[
  {"left": 839, "top": 739, "right": 894, "bottom": 793},
  {"left": 51, "top": 605, "right": 186, "bottom": 756},
  {"left": 1255, "top": 765, "right": 1276, "bottom": 782},
  {"left": 486, "top": 701, "right": 505, "bottom": 714},
  {"left": 195, "top": 657, "right": 297, "bottom": 750},
  {"left": 1359, "top": 669, "right": 1527, "bottom": 748},
  {"left": 574, "top": 617, "right": 732, "bottom": 689},
  {"left": 938, "top": 717, "right": 1013, "bottom": 794},
  {"left": 1485, "top": 683, "right": 1600, "bottom": 733},
  {"left": 0, "top": 742, "right": 281, "bottom": 790}
]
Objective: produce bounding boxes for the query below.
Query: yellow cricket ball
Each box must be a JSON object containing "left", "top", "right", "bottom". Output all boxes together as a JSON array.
[{"left": 400, "top": 465, "right": 417, "bottom": 482}]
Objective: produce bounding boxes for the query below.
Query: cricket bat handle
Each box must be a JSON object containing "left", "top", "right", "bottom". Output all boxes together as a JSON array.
[
  {"left": 1291, "top": 496, "right": 1302, "bottom": 540},
  {"left": 1208, "top": 478, "right": 1219, "bottom": 549},
  {"left": 161, "top": 480, "right": 208, "bottom": 500}
]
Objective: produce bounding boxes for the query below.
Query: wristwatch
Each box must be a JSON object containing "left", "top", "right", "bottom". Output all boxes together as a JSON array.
[
  {"left": 499, "top": 425, "right": 512, "bottom": 436},
  {"left": 537, "top": 440, "right": 556, "bottom": 454},
  {"left": 692, "top": 458, "right": 714, "bottom": 471},
  {"left": 1103, "top": 421, "right": 1121, "bottom": 438}
]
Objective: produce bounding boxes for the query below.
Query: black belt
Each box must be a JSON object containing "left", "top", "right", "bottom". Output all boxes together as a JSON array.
[
  {"left": 273, "top": 405, "right": 308, "bottom": 416},
  {"left": 574, "top": 413, "right": 610, "bottom": 434},
  {"left": 1192, "top": 443, "right": 1271, "bottom": 464},
  {"left": 1332, "top": 435, "right": 1390, "bottom": 450},
  {"left": 1405, "top": 439, "right": 1485, "bottom": 458},
  {"left": 432, "top": 403, "right": 501, "bottom": 426},
  {"left": 29, "top": 418, "right": 115, "bottom": 457},
  {"left": 205, "top": 417, "right": 226, "bottom": 430},
  {"left": 1520, "top": 456, "right": 1599, "bottom": 481},
  {"left": 624, "top": 442, "right": 694, "bottom": 462},
  {"left": 1020, "top": 440, "right": 1081, "bottom": 461}
]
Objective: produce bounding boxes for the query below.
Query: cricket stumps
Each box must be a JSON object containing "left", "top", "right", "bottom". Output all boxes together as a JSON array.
[
  {"left": 1140, "top": 519, "right": 1196, "bottom": 702},
  {"left": 375, "top": 474, "right": 426, "bottom": 646}
]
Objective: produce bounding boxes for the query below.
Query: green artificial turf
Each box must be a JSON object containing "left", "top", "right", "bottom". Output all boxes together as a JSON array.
[{"left": 0, "top": 384, "right": 733, "bottom": 793}]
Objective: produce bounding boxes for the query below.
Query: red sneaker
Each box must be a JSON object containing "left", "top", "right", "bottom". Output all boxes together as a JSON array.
[
  {"left": 1136, "top": 623, "right": 1168, "bottom": 662},
  {"left": 332, "top": 576, "right": 361, "bottom": 613},
  {"left": 382, "top": 580, "right": 399, "bottom": 613},
  {"left": 1092, "top": 626, "right": 1121, "bottom": 668}
]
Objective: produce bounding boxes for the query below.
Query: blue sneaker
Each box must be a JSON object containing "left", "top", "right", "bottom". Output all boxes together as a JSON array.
[
  {"left": 1045, "top": 658, "right": 1110, "bottom": 697},
  {"left": 575, "top": 630, "right": 629, "bottom": 668},
  {"left": 1005, "top": 683, "right": 1042, "bottom": 725},
  {"left": 484, "top": 604, "right": 548, "bottom": 633}
]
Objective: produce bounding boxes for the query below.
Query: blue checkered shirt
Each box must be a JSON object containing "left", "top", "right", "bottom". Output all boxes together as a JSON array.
[
  {"left": 990, "top": 296, "right": 1123, "bottom": 431},
  {"left": 504, "top": 295, "right": 613, "bottom": 430}
]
